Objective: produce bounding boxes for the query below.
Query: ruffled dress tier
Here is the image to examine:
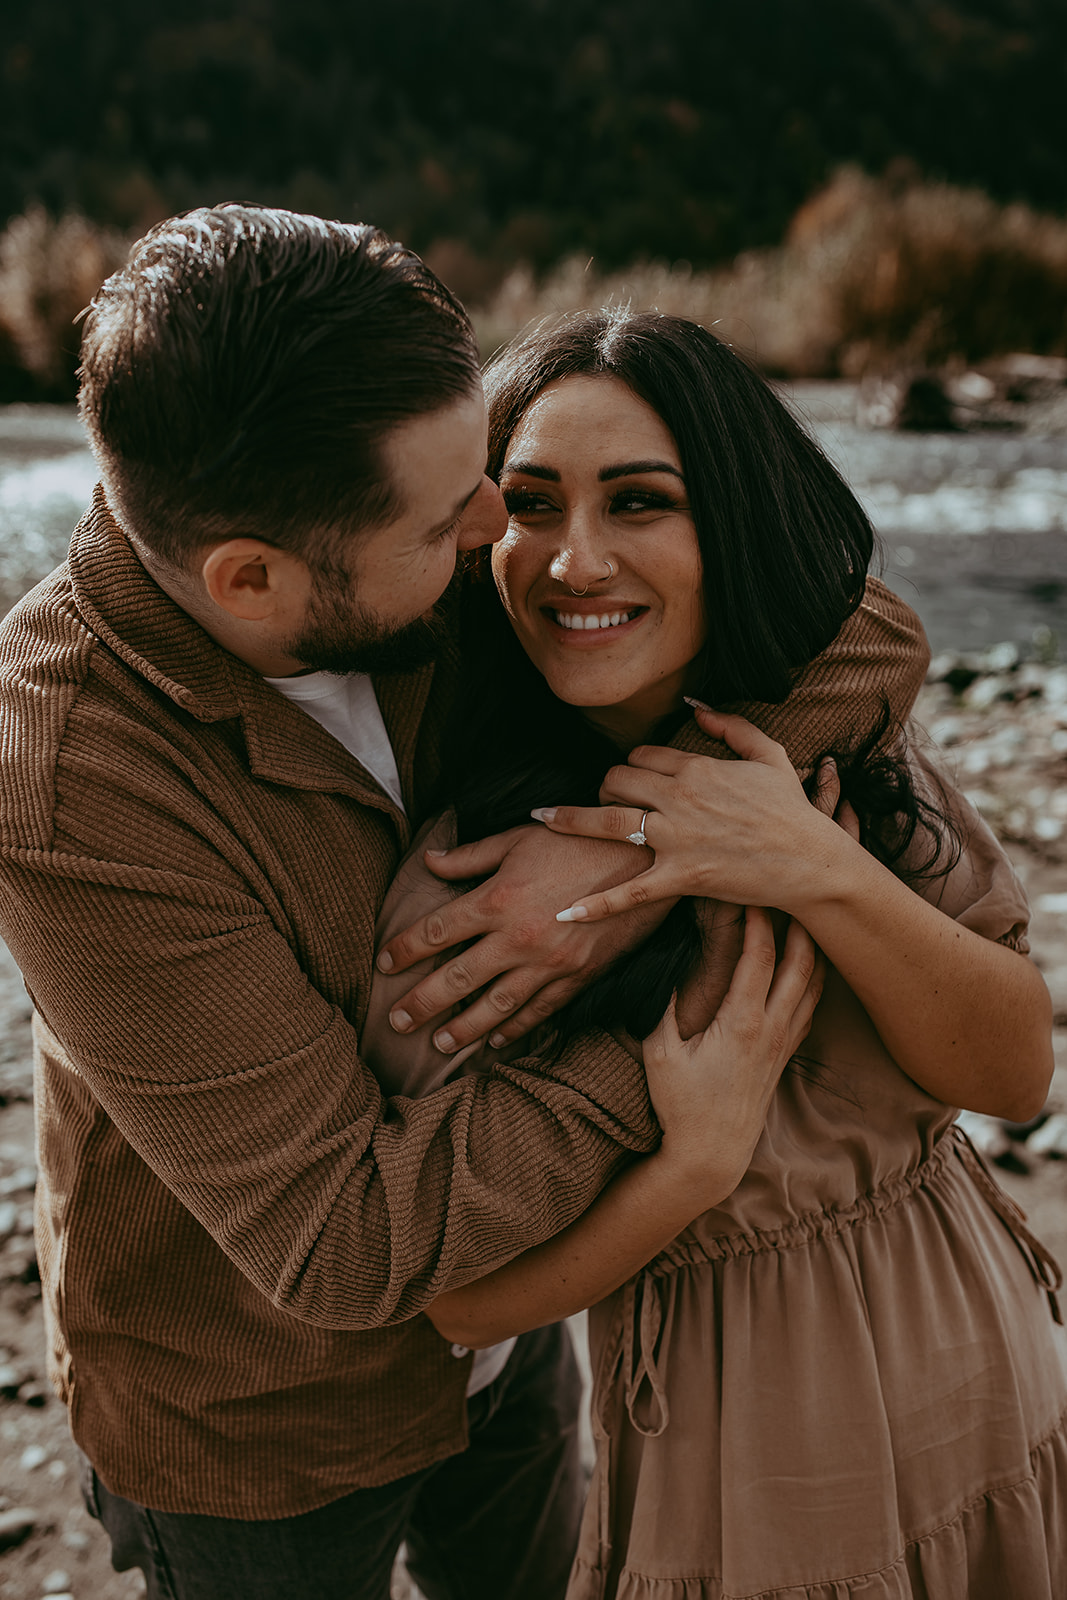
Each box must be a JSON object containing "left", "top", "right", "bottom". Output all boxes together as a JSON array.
[{"left": 569, "top": 796, "right": 1067, "bottom": 1600}]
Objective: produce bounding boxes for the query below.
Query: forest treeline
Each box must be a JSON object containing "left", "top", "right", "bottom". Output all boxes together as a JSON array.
[{"left": 4, "top": 0, "right": 1066, "bottom": 283}]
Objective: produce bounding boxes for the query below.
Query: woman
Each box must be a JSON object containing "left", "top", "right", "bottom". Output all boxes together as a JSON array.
[{"left": 379, "top": 310, "right": 1064, "bottom": 1598}]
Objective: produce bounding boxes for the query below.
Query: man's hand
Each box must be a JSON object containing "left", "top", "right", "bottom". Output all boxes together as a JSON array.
[{"left": 376, "top": 824, "right": 671, "bottom": 1054}]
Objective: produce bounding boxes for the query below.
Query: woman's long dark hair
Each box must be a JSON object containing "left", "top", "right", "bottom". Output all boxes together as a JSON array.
[{"left": 446, "top": 309, "right": 955, "bottom": 1049}]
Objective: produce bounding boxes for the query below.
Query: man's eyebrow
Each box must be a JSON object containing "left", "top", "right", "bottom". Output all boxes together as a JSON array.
[
  {"left": 599, "top": 460, "right": 684, "bottom": 482},
  {"left": 500, "top": 460, "right": 560, "bottom": 481}
]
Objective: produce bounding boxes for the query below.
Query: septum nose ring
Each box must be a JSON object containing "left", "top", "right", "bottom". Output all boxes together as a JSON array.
[{"left": 567, "top": 558, "right": 617, "bottom": 597}]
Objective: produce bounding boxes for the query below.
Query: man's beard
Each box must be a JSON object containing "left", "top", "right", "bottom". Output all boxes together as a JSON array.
[{"left": 283, "top": 567, "right": 449, "bottom": 676}]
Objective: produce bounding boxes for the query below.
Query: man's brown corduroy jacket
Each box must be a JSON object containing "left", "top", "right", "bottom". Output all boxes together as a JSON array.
[{"left": 0, "top": 491, "right": 927, "bottom": 1518}]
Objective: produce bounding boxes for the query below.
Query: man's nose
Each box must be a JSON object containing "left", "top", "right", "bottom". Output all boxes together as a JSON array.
[{"left": 456, "top": 478, "right": 507, "bottom": 550}]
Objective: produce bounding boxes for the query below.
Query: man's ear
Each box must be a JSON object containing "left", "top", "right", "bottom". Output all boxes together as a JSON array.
[{"left": 201, "top": 540, "right": 308, "bottom": 622}]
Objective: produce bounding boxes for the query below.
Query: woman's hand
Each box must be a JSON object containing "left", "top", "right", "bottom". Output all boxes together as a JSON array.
[
  {"left": 537, "top": 707, "right": 851, "bottom": 923},
  {"left": 427, "top": 909, "right": 823, "bottom": 1348},
  {"left": 646, "top": 907, "right": 824, "bottom": 1207}
]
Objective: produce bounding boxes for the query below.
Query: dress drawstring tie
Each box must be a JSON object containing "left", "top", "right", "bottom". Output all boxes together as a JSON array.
[
  {"left": 586, "top": 1268, "right": 677, "bottom": 1596},
  {"left": 953, "top": 1122, "right": 1063, "bottom": 1324}
]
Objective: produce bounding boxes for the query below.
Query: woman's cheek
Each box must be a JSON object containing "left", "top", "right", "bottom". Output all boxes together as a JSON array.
[{"left": 491, "top": 533, "right": 536, "bottom": 621}]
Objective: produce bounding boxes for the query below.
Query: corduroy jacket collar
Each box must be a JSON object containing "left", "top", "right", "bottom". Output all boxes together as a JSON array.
[{"left": 66, "top": 485, "right": 439, "bottom": 817}]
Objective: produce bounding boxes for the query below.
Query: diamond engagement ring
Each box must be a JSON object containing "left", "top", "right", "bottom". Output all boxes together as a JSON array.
[{"left": 626, "top": 810, "right": 649, "bottom": 847}]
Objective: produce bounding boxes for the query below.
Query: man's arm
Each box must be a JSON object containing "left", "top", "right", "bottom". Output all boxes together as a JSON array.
[{"left": 0, "top": 780, "right": 658, "bottom": 1334}]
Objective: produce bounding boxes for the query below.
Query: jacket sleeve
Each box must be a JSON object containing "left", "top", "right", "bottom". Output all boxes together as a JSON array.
[
  {"left": 673, "top": 576, "right": 930, "bottom": 769},
  {"left": 0, "top": 683, "right": 662, "bottom": 1331}
]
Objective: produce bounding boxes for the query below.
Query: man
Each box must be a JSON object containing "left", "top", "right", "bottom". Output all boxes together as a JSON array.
[{"left": 0, "top": 205, "right": 664, "bottom": 1599}]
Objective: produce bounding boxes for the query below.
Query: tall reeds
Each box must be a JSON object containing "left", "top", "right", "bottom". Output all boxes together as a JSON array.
[
  {"left": 0, "top": 207, "right": 128, "bottom": 400},
  {"left": 468, "top": 169, "right": 1067, "bottom": 377},
  {"left": 1, "top": 171, "right": 1066, "bottom": 399}
]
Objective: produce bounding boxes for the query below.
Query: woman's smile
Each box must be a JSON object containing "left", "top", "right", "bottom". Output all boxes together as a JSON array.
[
  {"left": 544, "top": 601, "right": 646, "bottom": 635},
  {"left": 492, "top": 374, "right": 706, "bottom": 746}
]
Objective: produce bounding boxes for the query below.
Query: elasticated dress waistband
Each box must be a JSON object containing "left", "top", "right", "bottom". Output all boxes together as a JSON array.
[
  {"left": 646, "top": 1129, "right": 958, "bottom": 1276},
  {"left": 645, "top": 1126, "right": 1062, "bottom": 1300}
]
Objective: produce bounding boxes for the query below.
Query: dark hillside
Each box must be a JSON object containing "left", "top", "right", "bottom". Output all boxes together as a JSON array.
[{"left": 2, "top": 0, "right": 1065, "bottom": 273}]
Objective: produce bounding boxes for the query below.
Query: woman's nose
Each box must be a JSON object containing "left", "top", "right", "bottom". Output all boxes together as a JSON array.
[{"left": 549, "top": 541, "right": 612, "bottom": 591}]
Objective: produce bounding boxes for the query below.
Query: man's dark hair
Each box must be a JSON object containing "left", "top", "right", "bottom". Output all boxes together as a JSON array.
[
  {"left": 483, "top": 307, "right": 873, "bottom": 705},
  {"left": 78, "top": 204, "right": 481, "bottom": 570}
]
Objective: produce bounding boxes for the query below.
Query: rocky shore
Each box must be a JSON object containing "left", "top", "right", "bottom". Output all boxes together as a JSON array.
[{"left": 1, "top": 649, "right": 1066, "bottom": 1599}]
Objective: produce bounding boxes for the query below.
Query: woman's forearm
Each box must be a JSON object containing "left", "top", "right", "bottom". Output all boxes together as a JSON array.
[
  {"left": 428, "top": 1152, "right": 709, "bottom": 1348},
  {"left": 790, "top": 835, "right": 1053, "bottom": 1120}
]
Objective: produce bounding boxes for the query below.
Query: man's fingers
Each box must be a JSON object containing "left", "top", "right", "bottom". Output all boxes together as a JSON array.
[
  {"left": 387, "top": 946, "right": 494, "bottom": 1034},
  {"left": 691, "top": 707, "right": 793, "bottom": 771},
  {"left": 423, "top": 829, "right": 517, "bottom": 881},
  {"left": 378, "top": 893, "right": 490, "bottom": 976},
  {"left": 465, "top": 978, "right": 580, "bottom": 1052}
]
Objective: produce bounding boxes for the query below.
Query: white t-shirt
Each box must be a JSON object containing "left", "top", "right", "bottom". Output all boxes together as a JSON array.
[{"left": 266, "top": 669, "right": 516, "bottom": 1396}]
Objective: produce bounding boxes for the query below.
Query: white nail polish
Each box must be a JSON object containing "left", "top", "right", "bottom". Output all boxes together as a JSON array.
[
  {"left": 531, "top": 807, "right": 557, "bottom": 823},
  {"left": 555, "top": 905, "right": 587, "bottom": 922}
]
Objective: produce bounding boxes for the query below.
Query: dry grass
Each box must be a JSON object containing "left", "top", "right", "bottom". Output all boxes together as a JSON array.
[
  {"left": 469, "top": 169, "right": 1067, "bottom": 377},
  {"left": 0, "top": 207, "right": 129, "bottom": 399},
  {"left": 2, "top": 172, "right": 1067, "bottom": 398}
]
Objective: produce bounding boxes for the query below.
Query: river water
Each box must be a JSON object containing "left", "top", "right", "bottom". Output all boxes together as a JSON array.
[{"left": 2, "top": 393, "right": 1067, "bottom": 655}]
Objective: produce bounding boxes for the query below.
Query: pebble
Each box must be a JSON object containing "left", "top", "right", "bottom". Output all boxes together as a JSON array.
[
  {"left": 0, "top": 1505, "right": 37, "bottom": 1551},
  {"left": 19, "top": 1443, "right": 49, "bottom": 1471},
  {"left": 41, "top": 1570, "right": 73, "bottom": 1594},
  {"left": 1028, "top": 1114, "right": 1067, "bottom": 1159},
  {"left": 919, "top": 649, "right": 1067, "bottom": 866},
  {"left": 0, "top": 1163, "right": 36, "bottom": 1195}
]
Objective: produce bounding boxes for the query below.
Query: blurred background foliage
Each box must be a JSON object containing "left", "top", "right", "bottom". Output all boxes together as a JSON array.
[{"left": 1, "top": 0, "right": 1066, "bottom": 396}]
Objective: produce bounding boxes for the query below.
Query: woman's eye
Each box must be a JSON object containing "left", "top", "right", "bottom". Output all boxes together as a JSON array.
[
  {"left": 502, "top": 488, "right": 553, "bottom": 517},
  {"left": 609, "top": 488, "right": 682, "bottom": 515}
]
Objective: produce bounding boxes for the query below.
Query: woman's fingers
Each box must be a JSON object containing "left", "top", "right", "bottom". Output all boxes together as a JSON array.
[
  {"left": 643, "top": 989, "right": 681, "bottom": 1070},
  {"left": 767, "top": 919, "right": 824, "bottom": 1047},
  {"left": 812, "top": 757, "right": 861, "bottom": 842},
  {"left": 531, "top": 801, "right": 658, "bottom": 849},
  {"left": 714, "top": 905, "right": 778, "bottom": 1011},
  {"left": 554, "top": 869, "right": 669, "bottom": 923},
  {"left": 691, "top": 706, "right": 794, "bottom": 771}
]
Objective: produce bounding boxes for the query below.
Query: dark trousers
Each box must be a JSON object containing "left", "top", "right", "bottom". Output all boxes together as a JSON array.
[{"left": 81, "top": 1322, "right": 584, "bottom": 1600}]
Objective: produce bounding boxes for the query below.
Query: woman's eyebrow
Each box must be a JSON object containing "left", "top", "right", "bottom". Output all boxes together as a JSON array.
[
  {"left": 501, "top": 460, "right": 559, "bottom": 480},
  {"left": 599, "top": 460, "right": 684, "bottom": 481}
]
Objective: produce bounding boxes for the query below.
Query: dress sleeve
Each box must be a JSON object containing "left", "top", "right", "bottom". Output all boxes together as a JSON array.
[{"left": 901, "top": 737, "right": 1032, "bottom": 951}]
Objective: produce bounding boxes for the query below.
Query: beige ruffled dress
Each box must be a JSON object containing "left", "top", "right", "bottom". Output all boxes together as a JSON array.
[
  {"left": 368, "top": 777, "right": 1066, "bottom": 1600},
  {"left": 566, "top": 783, "right": 1066, "bottom": 1600}
]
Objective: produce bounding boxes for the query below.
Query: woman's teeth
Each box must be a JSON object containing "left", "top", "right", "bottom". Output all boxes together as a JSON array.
[{"left": 552, "top": 609, "right": 638, "bottom": 631}]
